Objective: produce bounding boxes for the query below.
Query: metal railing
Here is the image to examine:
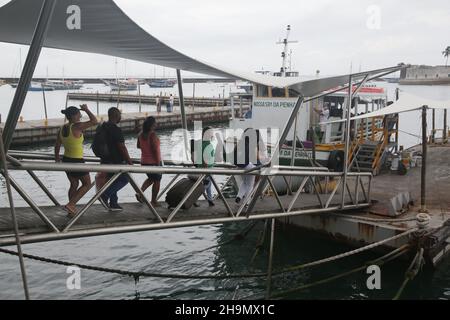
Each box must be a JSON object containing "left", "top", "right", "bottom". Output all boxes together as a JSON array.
[{"left": 0, "top": 151, "right": 372, "bottom": 246}]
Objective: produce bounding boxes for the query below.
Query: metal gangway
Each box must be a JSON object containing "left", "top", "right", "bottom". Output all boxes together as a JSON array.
[{"left": 0, "top": 0, "right": 417, "bottom": 300}]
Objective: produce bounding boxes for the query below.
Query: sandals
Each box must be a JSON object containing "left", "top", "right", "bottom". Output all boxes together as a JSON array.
[{"left": 64, "top": 204, "right": 77, "bottom": 216}]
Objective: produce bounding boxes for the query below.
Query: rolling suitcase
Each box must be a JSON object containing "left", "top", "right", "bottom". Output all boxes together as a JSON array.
[{"left": 165, "top": 177, "right": 204, "bottom": 209}]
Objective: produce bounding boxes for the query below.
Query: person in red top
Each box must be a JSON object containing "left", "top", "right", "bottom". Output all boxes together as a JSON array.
[{"left": 136, "top": 116, "right": 162, "bottom": 206}]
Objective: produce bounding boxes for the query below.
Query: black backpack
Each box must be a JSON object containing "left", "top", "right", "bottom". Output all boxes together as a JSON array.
[{"left": 91, "top": 123, "right": 110, "bottom": 159}]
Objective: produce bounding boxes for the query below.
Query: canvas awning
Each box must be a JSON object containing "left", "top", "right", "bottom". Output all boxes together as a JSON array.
[{"left": 0, "top": 0, "right": 403, "bottom": 96}]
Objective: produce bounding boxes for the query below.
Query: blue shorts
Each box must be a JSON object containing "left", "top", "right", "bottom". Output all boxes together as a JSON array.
[{"left": 143, "top": 164, "right": 162, "bottom": 181}]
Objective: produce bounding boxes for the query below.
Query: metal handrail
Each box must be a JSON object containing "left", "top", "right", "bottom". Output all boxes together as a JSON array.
[{"left": 7, "top": 160, "right": 372, "bottom": 178}]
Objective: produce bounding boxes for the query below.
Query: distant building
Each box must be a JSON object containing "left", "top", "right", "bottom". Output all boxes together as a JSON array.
[{"left": 399, "top": 65, "right": 450, "bottom": 85}]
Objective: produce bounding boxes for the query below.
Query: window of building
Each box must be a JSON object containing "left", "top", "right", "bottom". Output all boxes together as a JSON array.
[{"left": 256, "top": 85, "right": 269, "bottom": 97}]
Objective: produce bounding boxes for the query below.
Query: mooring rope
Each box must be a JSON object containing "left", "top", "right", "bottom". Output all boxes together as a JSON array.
[
  {"left": 329, "top": 213, "right": 418, "bottom": 223},
  {"left": 0, "top": 227, "right": 417, "bottom": 282},
  {"left": 392, "top": 247, "right": 424, "bottom": 300},
  {"left": 272, "top": 228, "right": 417, "bottom": 275},
  {"left": 0, "top": 246, "right": 266, "bottom": 280},
  {"left": 268, "top": 244, "right": 411, "bottom": 299}
]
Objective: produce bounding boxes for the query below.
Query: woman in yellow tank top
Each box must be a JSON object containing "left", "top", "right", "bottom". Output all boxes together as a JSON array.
[{"left": 55, "top": 104, "right": 98, "bottom": 215}]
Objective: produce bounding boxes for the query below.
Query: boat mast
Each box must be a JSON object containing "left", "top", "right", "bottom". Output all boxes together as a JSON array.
[{"left": 276, "top": 25, "right": 298, "bottom": 77}]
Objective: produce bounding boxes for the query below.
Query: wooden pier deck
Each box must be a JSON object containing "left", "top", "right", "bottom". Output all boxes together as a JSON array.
[{"left": 67, "top": 92, "right": 249, "bottom": 108}]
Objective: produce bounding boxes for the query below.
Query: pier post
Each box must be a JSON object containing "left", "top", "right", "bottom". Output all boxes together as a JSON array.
[
  {"left": 432, "top": 109, "right": 435, "bottom": 143},
  {"left": 2, "top": 0, "right": 57, "bottom": 150},
  {"left": 41, "top": 84, "right": 48, "bottom": 125},
  {"left": 420, "top": 105, "right": 428, "bottom": 213},
  {"left": 176, "top": 69, "right": 190, "bottom": 159},
  {"left": 96, "top": 91, "right": 99, "bottom": 116},
  {"left": 265, "top": 218, "right": 276, "bottom": 299},
  {"left": 444, "top": 109, "right": 448, "bottom": 143}
]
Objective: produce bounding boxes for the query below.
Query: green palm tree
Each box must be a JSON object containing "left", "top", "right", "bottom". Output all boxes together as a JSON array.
[{"left": 443, "top": 46, "right": 450, "bottom": 66}]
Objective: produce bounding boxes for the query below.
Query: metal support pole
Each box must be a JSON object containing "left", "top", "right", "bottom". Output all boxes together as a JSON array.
[
  {"left": 126, "top": 173, "right": 164, "bottom": 223},
  {"left": 420, "top": 106, "right": 428, "bottom": 213},
  {"left": 156, "top": 174, "right": 180, "bottom": 201},
  {"left": 444, "top": 109, "right": 448, "bottom": 143},
  {"left": 265, "top": 218, "right": 276, "bottom": 299},
  {"left": 0, "top": 129, "right": 30, "bottom": 299},
  {"left": 6, "top": 154, "right": 60, "bottom": 206},
  {"left": 138, "top": 81, "right": 142, "bottom": 113},
  {"left": 340, "top": 76, "right": 353, "bottom": 209},
  {"left": 231, "top": 96, "right": 235, "bottom": 120},
  {"left": 96, "top": 91, "right": 99, "bottom": 116},
  {"left": 210, "top": 176, "right": 234, "bottom": 217},
  {"left": 42, "top": 85, "right": 48, "bottom": 121},
  {"left": 239, "top": 96, "right": 243, "bottom": 116},
  {"left": 116, "top": 85, "right": 121, "bottom": 108},
  {"left": 270, "top": 96, "right": 304, "bottom": 164},
  {"left": 395, "top": 114, "right": 399, "bottom": 152},
  {"left": 3, "top": 0, "right": 57, "bottom": 150},
  {"left": 63, "top": 172, "right": 123, "bottom": 232},
  {"left": 5, "top": 174, "right": 60, "bottom": 232},
  {"left": 193, "top": 83, "right": 196, "bottom": 110},
  {"left": 176, "top": 69, "right": 190, "bottom": 159},
  {"left": 289, "top": 115, "right": 298, "bottom": 191},
  {"left": 432, "top": 109, "right": 435, "bottom": 143}
]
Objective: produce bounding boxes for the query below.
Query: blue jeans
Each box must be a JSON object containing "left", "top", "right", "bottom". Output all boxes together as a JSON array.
[
  {"left": 203, "top": 176, "right": 213, "bottom": 201},
  {"left": 104, "top": 173, "right": 129, "bottom": 205}
]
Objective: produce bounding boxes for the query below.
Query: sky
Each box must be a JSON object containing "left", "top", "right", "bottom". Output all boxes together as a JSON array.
[{"left": 0, "top": 0, "right": 449, "bottom": 78}]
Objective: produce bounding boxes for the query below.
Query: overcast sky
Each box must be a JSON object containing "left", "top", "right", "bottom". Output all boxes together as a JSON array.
[{"left": 0, "top": 0, "right": 449, "bottom": 78}]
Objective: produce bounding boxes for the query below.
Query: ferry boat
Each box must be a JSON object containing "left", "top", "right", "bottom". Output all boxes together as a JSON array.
[{"left": 228, "top": 26, "right": 392, "bottom": 193}]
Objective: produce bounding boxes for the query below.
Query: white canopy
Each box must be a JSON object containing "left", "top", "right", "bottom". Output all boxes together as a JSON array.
[
  {"left": 321, "top": 92, "right": 450, "bottom": 124},
  {"left": 0, "top": 0, "right": 402, "bottom": 96}
]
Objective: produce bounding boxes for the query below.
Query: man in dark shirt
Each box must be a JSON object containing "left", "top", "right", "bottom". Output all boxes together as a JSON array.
[{"left": 100, "top": 107, "right": 133, "bottom": 211}]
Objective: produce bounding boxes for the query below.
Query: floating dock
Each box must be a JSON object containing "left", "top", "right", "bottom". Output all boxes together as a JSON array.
[{"left": 0, "top": 106, "right": 249, "bottom": 147}]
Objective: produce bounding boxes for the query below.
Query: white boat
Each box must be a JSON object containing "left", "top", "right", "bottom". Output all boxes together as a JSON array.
[
  {"left": 105, "top": 78, "right": 138, "bottom": 91},
  {"left": 147, "top": 78, "right": 176, "bottom": 88},
  {"left": 43, "top": 79, "right": 83, "bottom": 90},
  {"left": 228, "top": 26, "right": 392, "bottom": 194}
]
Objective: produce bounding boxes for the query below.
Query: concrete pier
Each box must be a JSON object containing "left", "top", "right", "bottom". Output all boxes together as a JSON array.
[
  {"left": 0, "top": 106, "right": 249, "bottom": 147},
  {"left": 67, "top": 92, "right": 249, "bottom": 107}
]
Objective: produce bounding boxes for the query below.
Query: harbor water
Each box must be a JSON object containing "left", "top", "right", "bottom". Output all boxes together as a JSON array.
[{"left": 0, "top": 82, "right": 449, "bottom": 299}]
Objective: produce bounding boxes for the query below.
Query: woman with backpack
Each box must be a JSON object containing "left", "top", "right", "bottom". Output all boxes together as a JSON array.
[
  {"left": 55, "top": 104, "right": 98, "bottom": 215},
  {"left": 136, "top": 116, "right": 162, "bottom": 206}
]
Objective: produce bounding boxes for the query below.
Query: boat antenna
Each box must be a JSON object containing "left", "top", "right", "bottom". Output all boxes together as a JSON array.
[{"left": 276, "top": 25, "right": 298, "bottom": 77}]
